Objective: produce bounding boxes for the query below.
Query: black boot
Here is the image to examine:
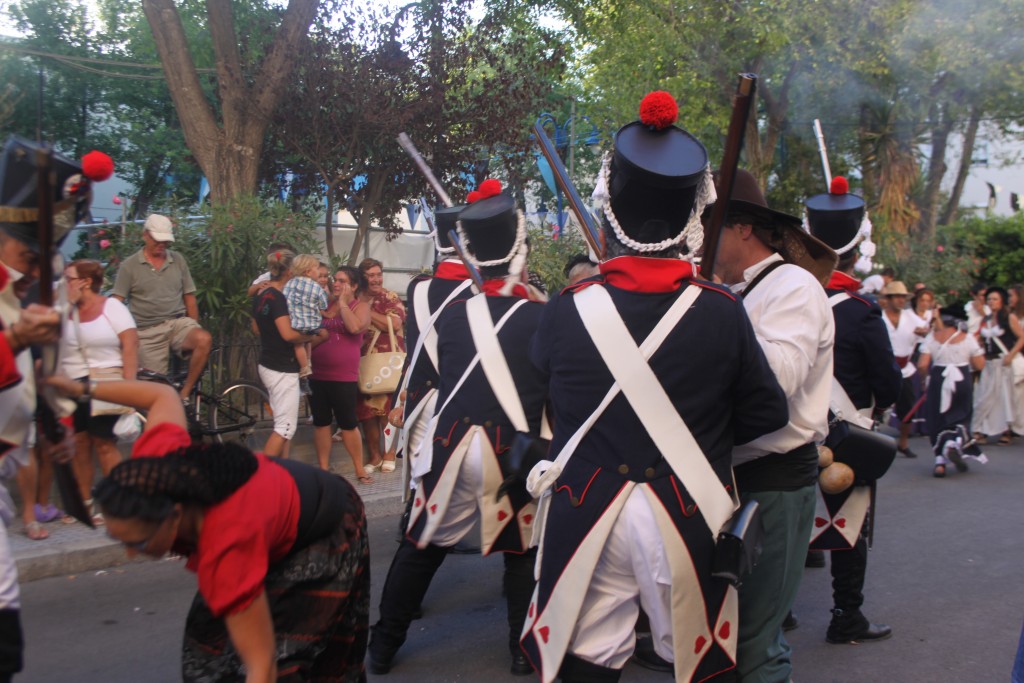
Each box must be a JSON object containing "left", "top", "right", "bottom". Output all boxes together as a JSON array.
[
  {"left": 558, "top": 653, "right": 622, "bottom": 683},
  {"left": 827, "top": 537, "right": 891, "bottom": 644},
  {"left": 805, "top": 549, "right": 826, "bottom": 568},
  {"left": 505, "top": 550, "right": 537, "bottom": 676},
  {"left": 826, "top": 607, "right": 893, "bottom": 644},
  {"left": 368, "top": 539, "right": 448, "bottom": 674},
  {"left": 782, "top": 610, "right": 799, "bottom": 632}
]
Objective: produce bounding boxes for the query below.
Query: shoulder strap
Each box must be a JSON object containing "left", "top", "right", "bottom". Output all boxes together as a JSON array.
[
  {"left": 829, "top": 292, "right": 851, "bottom": 308},
  {"left": 432, "top": 297, "right": 529, "bottom": 423},
  {"left": 573, "top": 284, "right": 736, "bottom": 535},
  {"left": 409, "top": 278, "right": 471, "bottom": 380},
  {"left": 466, "top": 294, "right": 529, "bottom": 433},
  {"left": 740, "top": 259, "right": 786, "bottom": 299}
]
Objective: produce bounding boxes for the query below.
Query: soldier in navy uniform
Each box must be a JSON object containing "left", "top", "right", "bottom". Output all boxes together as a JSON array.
[
  {"left": 805, "top": 177, "right": 901, "bottom": 644},
  {"left": 388, "top": 204, "right": 472, "bottom": 482},
  {"left": 369, "top": 180, "right": 547, "bottom": 677},
  {"left": 0, "top": 136, "right": 112, "bottom": 683},
  {"left": 519, "top": 92, "right": 788, "bottom": 683}
]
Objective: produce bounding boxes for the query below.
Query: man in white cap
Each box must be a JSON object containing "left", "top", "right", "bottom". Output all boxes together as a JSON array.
[{"left": 112, "top": 214, "right": 212, "bottom": 400}]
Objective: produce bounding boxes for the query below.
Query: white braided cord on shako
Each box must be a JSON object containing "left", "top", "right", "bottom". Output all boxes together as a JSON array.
[
  {"left": 594, "top": 153, "right": 715, "bottom": 254},
  {"left": 454, "top": 209, "right": 527, "bottom": 268},
  {"left": 684, "top": 166, "right": 716, "bottom": 255},
  {"left": 431, "top": 229, "right": 456, "bottom": 256},
  {"left": 802, "top": 209, "right": 876, "bottom": 273}
]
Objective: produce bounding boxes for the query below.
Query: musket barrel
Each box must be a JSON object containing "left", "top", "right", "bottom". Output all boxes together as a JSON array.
[
  {"left": 700, "top": 73, "right": 757, "bottom": 281},
  {"left": 813, "top": 119, "right": 833, "bottom": 189},
  {"left": 533, "top": 121, "right": 605, "bottom": 259},
  {"left": 397, "top": 133, "right": 453, "bottom": 207}
]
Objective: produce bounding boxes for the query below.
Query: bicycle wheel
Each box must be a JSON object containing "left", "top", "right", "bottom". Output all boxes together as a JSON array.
[{"left": 208, "top": 382, "right": 275, "bottom": 451}]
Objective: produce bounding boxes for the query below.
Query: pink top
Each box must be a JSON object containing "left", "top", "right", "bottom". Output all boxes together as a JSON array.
[{"left": 311, "top": 299, "right": 364, "bottom": 382}]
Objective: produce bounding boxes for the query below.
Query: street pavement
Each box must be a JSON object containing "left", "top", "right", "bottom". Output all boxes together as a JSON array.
[{"left": 10, "top": 433, "right": 1024, "bottom": 682}]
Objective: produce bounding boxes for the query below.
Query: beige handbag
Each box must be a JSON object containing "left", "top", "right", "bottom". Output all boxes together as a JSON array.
[{"left": 358, "top": 315, "right": 406, "bottom": 395}]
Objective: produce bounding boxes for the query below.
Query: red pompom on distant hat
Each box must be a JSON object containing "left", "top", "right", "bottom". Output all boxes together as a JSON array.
[
  {"left": 466, "top": 190, "right": 483, "bottom": 204},
  {"left": 478, "top": 178, "right": 502, "bottom": 198},
  {"left": 639, "top": 91, "right": 679, "bottom": 131},
  {"left": 82, "top": 150, "right": 114, "bottom": 181},
  {"left": 830, "top": 176, "right": 849, "bottom": 195}
]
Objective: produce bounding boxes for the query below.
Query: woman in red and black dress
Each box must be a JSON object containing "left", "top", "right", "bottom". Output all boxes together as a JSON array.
[{"left": 45, "top": 375, "right": 369, "bottom": 682}]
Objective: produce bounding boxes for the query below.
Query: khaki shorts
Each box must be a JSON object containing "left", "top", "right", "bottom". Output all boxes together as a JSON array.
[{"left": 137, "top": 317, "right": 201, "bottom": 374}]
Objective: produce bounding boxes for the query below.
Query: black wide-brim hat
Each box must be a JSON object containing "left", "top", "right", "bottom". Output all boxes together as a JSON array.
[
  {"left": 805, "top": 192, "right": 866, "bottom": 255},
  {"left": 0, "top": 135, "right": 89, "bottom": 252},
  {"left": 610, "top": 120, "right": 708, "bottom": 242},
  {"left": 458, "top": 193, "right": 519, "bottom": 264},
  {"left": 713, "top": 169, "right": 837, "bottom": 285},
  {"left": 433, "top": 204, "right": 465, "bottom": 251}
]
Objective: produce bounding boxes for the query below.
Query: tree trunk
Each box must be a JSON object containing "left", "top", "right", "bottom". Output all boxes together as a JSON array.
[
  {"left": 324, "top": 185, "right": 336, "bottom": 261},
  {"left": 346, "top": 172, "right": 387, "bottom": 266},
  {"left": 142, "top": 0, "right": 319, "bottom": 201},
  {"left": 858, "top": 103, "right": 879, "bottom": 208},
  {"left": 916, "top": 111, "right": 954, "bottom": 240},
  {"left": 938, "top": 105, "right": 982, "bottom": 226}
]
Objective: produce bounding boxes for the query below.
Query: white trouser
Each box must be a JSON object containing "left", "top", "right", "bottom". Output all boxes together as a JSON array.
[
  {"left": 427, "top": 429, "right": 485, "bottom": 548},
  {"left": 569, "top": 486, "right": 674, "bottom": 668},
  {"left": 0, "top": 521, "right": 19, "bottom": 611},
  {"left": 257, "top": 365, "right": 300, "bottom": 440}
]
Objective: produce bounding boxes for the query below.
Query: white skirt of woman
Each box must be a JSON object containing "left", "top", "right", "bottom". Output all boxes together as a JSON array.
[{"left": 973, "top": 359, "right": 1017, "bottom": 436}]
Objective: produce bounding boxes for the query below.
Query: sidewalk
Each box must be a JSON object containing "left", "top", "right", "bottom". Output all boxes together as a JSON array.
[{"left": 6, "top": 427, "right": 407, "bottom": 582}]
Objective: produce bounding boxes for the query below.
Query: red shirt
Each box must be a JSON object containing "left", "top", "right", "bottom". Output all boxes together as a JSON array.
[{"left": 131, "top": 424, "right": 301, "bottom": 617}]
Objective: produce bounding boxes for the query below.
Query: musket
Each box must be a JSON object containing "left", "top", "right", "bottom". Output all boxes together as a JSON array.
[
  {"left": 397, "top": 133, "right": 453, "bottom": 208},
  {"left": 700, "top": 73, "right": 757, "bottom": 282},
  {"left": 35, "top": 146, "right": 93, "bottom": 527},
  {"left": 813, "top": 119, "right": 833, "bottom": 190},
  {"left": 446, "top": 229, "right": 484, "bottom": 294},
  {"left": 532, "top": 121, "right": 605, "bottom": 260}
]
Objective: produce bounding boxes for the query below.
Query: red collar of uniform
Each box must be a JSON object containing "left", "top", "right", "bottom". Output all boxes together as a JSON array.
[
  {"left": 600, "top": 256, "right": 694, "bottom": 293},
  {"left": 480, "top": 278, "right": 531, "bottom": 299},
  {"left": 435, "top": 260, "right": 469, "bottom": 281},
  {"left": 828, "top": 271, "right": 861, "bottom": 293}
]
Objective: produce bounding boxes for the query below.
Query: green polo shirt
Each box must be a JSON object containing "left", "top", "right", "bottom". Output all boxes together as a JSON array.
[{"left": 111, "top": 248, "right": 196, "bottom": 329}]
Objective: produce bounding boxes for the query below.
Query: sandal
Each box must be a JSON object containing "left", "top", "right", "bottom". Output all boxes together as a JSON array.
[
  {"left": 933, "top": 464, "right": 946, "bottom": 478},
  {"left": 34, "top": 503, "right": 62, "bottom": 523},
  {"left": 998, "top": 434, "right": 1013, "bottom": 446},
  {"left": 25, "top": 520, "right": 49, "bottom": 541},
  {"left": 974, "top": 433, "right": 988, "bottom": 445},
  {"left": 331, "top": 430, "right": 345, "bottom": 443},
  {"left": 357, "top": 475, "right": 374, "bottom": 485},
  {"left": 380, "top": 459, "right": 396, "bottom": 473}
]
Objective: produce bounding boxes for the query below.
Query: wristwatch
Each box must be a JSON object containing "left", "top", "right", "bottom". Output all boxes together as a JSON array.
[{"left": 78, "top": 379, "right": 96, "bottom": 403}]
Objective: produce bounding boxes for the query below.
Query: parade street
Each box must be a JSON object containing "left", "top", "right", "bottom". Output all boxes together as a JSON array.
[{"left": 14, "top": 434, "right": 1024, "bottom": 683}]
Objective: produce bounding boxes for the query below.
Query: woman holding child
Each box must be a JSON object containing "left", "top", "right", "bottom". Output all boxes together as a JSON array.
[{"left": 251, "top": 250, "right": 324, "bottom": 456}]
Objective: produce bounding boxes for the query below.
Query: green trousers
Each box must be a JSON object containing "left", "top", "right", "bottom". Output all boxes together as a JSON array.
[{"left": 736, "top": 485, "right": 816, "bottom": 683}]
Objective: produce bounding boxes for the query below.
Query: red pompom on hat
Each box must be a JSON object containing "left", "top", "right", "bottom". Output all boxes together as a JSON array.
[
  {"left": 81, "top": 150, "right": 114, "bottom": 182},
  {"left": 639, "top": 91, "right": 679, "bottom": 131},
  {"left": 466, "top": 190, "right": 483, "bottom": 204},
  {"left": 478, "top": 178, "right": 502, "bottom": 198},
  {"left": 830, "top": 176, "right": 849, "bottom": 195}
]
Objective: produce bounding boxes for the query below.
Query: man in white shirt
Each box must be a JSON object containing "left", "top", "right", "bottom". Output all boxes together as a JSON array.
[
  {"left": 879, "top": 280, "right": 929, "bottom": 457},
  {"left": 707, "top": 169, "right": 836, "bottom": 683}
]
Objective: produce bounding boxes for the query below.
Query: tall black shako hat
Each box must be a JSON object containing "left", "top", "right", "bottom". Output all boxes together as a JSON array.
[
  {"left": 456, "top": 179, "right": 527, "bottom": 294},
  {"left": 805, "top": 176, "right": 867, "bottom": 257},
  {"left": 432, "top": 203, "right": 465, "bottom": 253},
  {"left": 0, "top": 135, "right": 114, "bottom": 252},
  {"left": 595, "top": 91, "right": 712, "bottom": 254}
]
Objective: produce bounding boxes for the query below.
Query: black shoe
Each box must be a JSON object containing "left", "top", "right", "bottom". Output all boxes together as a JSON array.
[
  {"left": 897, "top": 446, "right": 917, "bottom": 458},
  {"left": 826, "top": 608, "right": 893, "bottom": 644},
  {"left": 367, "top": 632, "right": 401, "bottom": 674},
  {"left": 632, "top": 634, "right": 673, "bottom": 673},
  {"left": 511, "top": 651, "right": 534, "bottom": 676},
  {"left": 805, "top": 549, "right": 826, "bottom": 568},
  {"left": 782, "top": 611, "right": 799, "bottom": 632}
]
